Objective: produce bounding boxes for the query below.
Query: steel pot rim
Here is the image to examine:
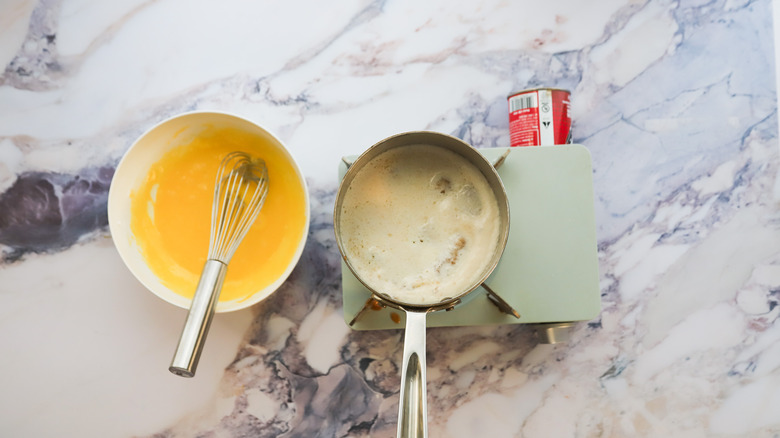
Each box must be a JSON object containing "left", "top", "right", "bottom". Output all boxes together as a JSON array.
[{"left": 333, "top": 130, "right": 510, "bottom": 311}]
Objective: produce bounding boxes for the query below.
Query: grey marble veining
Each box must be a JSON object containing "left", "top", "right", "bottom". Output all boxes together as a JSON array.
[{"left": 0, "top": 166, "right": 112, "bottom": 261}]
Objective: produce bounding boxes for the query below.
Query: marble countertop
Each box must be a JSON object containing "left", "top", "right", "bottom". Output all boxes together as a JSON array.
[{"left": 2, "top": 0, "right": 780, "bottom": 436}]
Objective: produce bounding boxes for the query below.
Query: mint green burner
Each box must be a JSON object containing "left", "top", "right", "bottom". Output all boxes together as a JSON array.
[{"left": 339, "top": 145, "right": 600, "bottom": 332}]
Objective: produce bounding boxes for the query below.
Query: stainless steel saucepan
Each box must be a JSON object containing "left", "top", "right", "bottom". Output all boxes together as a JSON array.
[{"left": 333, "top": 131, "right": 510, "bottom": 438}]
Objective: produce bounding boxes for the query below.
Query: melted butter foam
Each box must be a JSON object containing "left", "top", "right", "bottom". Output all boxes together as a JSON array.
[{"left": 339, "top": 144, "right": 501, "bottom": 305}]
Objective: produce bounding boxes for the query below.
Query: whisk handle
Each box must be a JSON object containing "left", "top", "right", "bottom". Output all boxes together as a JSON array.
[{"left": 169, "top": 259, "right": 227, "bottom": 377}]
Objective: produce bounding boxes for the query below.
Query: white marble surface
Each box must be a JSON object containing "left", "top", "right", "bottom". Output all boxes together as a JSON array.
[{"left": 1, "top": 0, "right": 780, "bottom": 437}]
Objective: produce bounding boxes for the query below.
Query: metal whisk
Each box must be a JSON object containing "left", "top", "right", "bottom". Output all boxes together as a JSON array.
[{"left": 170, "top": 151, "right": 269, "bottom": 377}]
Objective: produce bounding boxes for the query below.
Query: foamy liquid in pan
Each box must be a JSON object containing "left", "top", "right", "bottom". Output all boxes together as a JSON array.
[{"left": 339, "top": 144, "right": 501, "bottom": 305}]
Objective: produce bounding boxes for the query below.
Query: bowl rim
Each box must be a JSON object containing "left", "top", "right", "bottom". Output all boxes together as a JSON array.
[{"left": 108, "top": 110, "right": 310, "bottom": 312}]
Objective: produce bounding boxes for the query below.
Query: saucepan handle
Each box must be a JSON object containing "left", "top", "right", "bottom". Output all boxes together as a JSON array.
[{"left": 397, "top": 310, "right": 428, "bottom": 438}]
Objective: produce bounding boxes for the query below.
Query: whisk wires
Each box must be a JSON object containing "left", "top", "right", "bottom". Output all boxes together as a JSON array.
[{"left": 209, "top": 151, "right": 269, "bottom": 264}]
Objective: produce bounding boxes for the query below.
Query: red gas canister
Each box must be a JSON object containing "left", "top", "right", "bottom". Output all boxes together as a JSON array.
[{"left": 508, "top": 88, "right": 572, "bottom": 146}]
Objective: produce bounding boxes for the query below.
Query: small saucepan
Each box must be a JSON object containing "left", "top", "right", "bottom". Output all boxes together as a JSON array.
[{"left": 333, "top": 131, "right": 510, "bottom": 438}]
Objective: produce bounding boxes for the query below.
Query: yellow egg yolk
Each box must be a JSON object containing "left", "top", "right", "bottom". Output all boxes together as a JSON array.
[{"left": 129, "top": 128, "right": 307, "bottom": 304}]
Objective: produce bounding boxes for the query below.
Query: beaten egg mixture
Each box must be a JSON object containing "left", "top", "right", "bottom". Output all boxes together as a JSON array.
[{"left": 130, "top": 128, "right": 307, "bottom": 304}]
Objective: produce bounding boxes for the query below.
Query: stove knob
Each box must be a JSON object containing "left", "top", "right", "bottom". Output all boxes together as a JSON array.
[{"left": 534, "top": 322, "right": 576, "bottom": 344}]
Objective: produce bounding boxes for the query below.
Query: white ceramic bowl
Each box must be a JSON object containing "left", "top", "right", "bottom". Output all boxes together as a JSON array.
[{"left": 108, "top": 111, "right": 309, "bottom": 312}]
